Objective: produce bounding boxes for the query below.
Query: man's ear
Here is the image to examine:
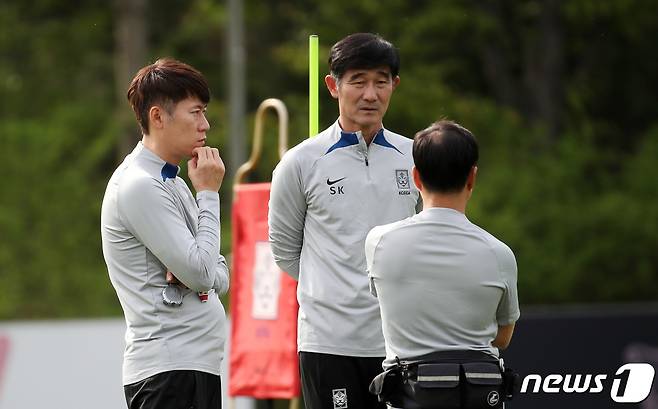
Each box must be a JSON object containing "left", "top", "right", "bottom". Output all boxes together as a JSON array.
[
  {"left": 412, "top": 166, "right": 424, "bottom": 192},
  {"left": 148, "top": 105, "right": 166, "bottom": 130},
  {"left": 392, "top": 75, "right": 400, "bottom": 90},
  {"left": 325, "top": 74, "right": 339, "bottom": 99},
  {"left": 466, "top": 165, "right": 478, "bottom": 192}
]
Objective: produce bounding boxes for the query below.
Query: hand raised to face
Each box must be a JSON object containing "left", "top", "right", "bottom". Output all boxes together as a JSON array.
[{"left": 188, "top": 146, "right": 225, "bottom": 192}]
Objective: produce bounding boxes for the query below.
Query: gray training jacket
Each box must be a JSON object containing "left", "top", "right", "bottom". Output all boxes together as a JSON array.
[
  {"left": 268, "top": 120, "right": 421, "bottom": 357},
  {"left": 101, "top": 143, "right": 229, "bottom": 385}
]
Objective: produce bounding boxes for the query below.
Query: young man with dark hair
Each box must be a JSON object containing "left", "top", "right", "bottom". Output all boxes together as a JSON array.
[
  {"left": 101, "top": 58, "right": 229, "bottom": 409},
  {"left": 268, "top": 33, "right": 421, "bottom": 409},
  {"left": 365, "top": 120, "right": 519, "bottom": 408}
]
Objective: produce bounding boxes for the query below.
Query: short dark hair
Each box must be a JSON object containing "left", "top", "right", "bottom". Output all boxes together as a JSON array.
[
  {"left": 328, "top": 33, "right": 400, "bottom": 80},
  {"left": 413, "top": 120, "right": 479, "bottom": 193},
  {"left": 126, "top": 58, "right": 210, "bottom": 134}
]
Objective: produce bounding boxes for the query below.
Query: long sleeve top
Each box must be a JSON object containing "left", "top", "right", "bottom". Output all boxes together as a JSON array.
[
  {"left": 101, "top": 142, "right": 229, "bottom": 385},
  {"left": 268, "top": 121, "right": 420, "bottom": 356}
]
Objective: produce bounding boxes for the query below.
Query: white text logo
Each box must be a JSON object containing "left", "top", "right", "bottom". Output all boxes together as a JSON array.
[{"left": 520, "top": 363, "right": 655, "bottom": 403}]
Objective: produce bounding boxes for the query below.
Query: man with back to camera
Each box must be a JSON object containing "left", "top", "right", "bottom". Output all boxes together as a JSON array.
[
  {"left": 101, "top": 58, "right": 229, "bottom": 409},
  {"left": 365, "top": 120, "right": 520, "bottom": 408},
  {"left": 268, "top": 33, "right": 421, "bottom": 409}
]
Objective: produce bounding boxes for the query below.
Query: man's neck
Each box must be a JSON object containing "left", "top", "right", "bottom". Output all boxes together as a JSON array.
[
  {"left": 142, "top": 135, "right": 180, "bottom": 164},
  {"left": 361, "top": 127, "right": 379, "bottom": 145},
  {"left": 338, "top": 119, "right": 382, "bottom": 145},
  {"left": 421, "top": 192, "right": 468, "bottom": 214}
]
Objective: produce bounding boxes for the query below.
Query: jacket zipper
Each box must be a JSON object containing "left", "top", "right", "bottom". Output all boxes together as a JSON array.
[{"left": 364, "top": 149, "right": 371, "bottom": 182}]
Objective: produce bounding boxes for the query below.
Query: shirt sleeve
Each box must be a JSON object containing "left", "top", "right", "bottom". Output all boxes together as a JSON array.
[
  {"left": 496, "top": 244, "right": 521, "bottom": 325},
  {"left": 118, "top": 176, "right": 222, "bottom": 292},
  {"left": 214, "top": 254, "right": 230, "bottom": 296},
  {"left": 268, "top": 151, "right": 307, "bottom": 280}
]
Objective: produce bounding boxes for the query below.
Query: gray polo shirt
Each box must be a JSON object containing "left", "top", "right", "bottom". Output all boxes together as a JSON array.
[
  {"left": 365, "top": 207, "right": 519, "bottom": 369},
  {"left": 101, "top": 142, "right": 229, "bottom": 385}
]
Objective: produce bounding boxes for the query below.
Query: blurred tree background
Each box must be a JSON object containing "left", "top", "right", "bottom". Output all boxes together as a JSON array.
[{"left": 1, "top": 0, "right": 657, "bottom": 319}]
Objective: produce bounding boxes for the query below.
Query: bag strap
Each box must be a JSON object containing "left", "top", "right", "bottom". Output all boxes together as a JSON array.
[{"left": 399, "top": 350, "right": 499, "bottom": 367}]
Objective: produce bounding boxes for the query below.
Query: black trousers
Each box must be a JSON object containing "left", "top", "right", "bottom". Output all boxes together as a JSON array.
[
  {"left": 299, "top": 351, "right": 386, "bottom": 409},
  {"left": 124, "top": 370, "right": 222, "bottom": 409}
]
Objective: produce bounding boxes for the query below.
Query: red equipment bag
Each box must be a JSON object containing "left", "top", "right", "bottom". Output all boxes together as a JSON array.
[{"left": 228, "top": 183, "right": 300, "bottom": 398}]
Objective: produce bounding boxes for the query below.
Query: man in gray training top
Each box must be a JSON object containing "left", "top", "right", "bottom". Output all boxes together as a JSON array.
[
  {"left": 365, "top": 120, "right": 519, "bottom": 408},
  {"left": 269, "top": 33, "right": 421, "bottom": 409},
  {"left": 101, "top": 58, "right": 229, "bottom": 409}
]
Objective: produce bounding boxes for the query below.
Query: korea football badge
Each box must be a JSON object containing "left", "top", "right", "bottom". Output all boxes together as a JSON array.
[
  {"left": 332, "top": 388, "right": 348, "bottom": 409},
  {"left": 162, "top": 284, "right": 183, "bottom": 307},
  {"left": 395, "top": 169, "right": 411, "bottom": 195},
  {"left": 395, "top": 169, "right": 409, "bottom": 189}
]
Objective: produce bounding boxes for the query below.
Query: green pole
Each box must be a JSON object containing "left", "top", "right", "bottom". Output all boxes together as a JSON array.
[{"left": 309, "top": 35, "right": 319, "bottom": 138}]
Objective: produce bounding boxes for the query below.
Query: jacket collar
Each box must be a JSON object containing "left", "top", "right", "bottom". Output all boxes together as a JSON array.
[
  {"left": 325, "top": 120, "right": 402, "bottom": 155},
  {"left": 131, "top": 142, "right": 180, "bottom": 181}
]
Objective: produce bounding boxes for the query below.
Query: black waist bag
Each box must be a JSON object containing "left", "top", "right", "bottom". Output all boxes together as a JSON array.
[
  {"left": 461, "top": 362, "right": 504, "bottom": 408},
  {"left": 407, "top": 362, "right": 461, "bottom": 409},
  {"left": 370, "top": 351, "right": 508, "bottom": 409}
]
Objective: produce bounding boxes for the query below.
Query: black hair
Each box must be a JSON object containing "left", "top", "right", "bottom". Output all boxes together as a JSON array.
[
  {"left": 328, "top": 33, "right": 400, "bottom": 80},
  {"left": 127, "top": 58, "right": 210, "bottom": 134},
  {"left": 413, "top": 120, "right": 479, "bottom": 193}
]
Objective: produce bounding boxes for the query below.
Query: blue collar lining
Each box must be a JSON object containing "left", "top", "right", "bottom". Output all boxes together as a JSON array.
[
  {"left": 372, "top": 129, "right": 403, "bottom": 154},
  {"left": 324, "top": 128, "right": 403, "bottom": 155},
  {"left": 161, "top": 163, "right": 179, "bottom": 181},
  {"left": 325, "top": 132, "right": 359, "bottom": 155}
]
